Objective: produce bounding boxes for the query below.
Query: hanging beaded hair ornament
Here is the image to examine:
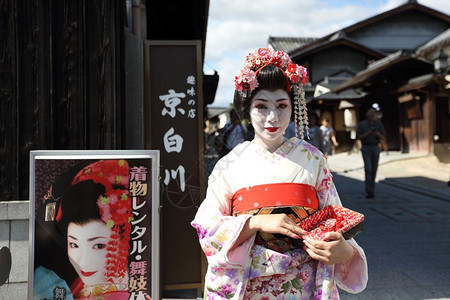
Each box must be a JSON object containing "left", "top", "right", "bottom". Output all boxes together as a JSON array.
[{"left": 234, "top": 48, "right": 310, "bottom": 139}]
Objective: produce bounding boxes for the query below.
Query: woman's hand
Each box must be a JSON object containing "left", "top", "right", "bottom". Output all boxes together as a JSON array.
[
  {"left": 231, "top": 214, "right": 306, "bottom": 250},
  {"left": 249, "top": 214, "right": 306, "bottom": 239},
  {"left": 302, "top": 232, "right": 355, "bottom": 265}
]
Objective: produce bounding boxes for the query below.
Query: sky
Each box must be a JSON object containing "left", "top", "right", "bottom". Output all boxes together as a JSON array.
[{"left": 203, "top": 0, "right": 450, "bottom": 107}]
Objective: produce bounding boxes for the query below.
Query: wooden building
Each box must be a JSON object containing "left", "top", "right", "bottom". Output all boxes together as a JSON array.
[
  {"left": 1, "top": 0, "right": 213, "bottom": 296},
  {"left": 269, "top": 0, "right": 450, "bottom": 155}
]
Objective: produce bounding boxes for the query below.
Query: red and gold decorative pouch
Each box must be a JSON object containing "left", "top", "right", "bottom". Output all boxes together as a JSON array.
[{"left": 298, "top": 205, "right": 364, "bottom": 241}]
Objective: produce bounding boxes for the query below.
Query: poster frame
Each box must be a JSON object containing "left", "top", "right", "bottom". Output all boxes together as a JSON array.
[{"left": 28, "top": 150, "right": 160, "bottom": 300}]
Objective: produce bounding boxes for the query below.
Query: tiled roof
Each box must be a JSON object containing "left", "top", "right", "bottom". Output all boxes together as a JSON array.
[
  {"left": 333, "top": 51, "right": 431, "bottom": 93},
  {"left": 268, "top": 36, "right": 317, "bottom": 54},
  {"left": 314, "top": 75, "right": 366, "bottom": 100},
  {"left": 289, "top": 34, "right": 385, "bottom": 60},
  {"left": 294, "top": 1, "right": 450, "bottom": 58},
  {"left": 416, "top": 28, "right": 450, "bottom": 57},
  {"left": 206, "top": 106, "right": 231, "bottom": 119}
]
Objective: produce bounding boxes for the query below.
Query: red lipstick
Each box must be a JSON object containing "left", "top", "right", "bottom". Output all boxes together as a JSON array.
[
  {"left": 265, "top": 127, "right": 279, "bottom": 133},
  {"left": 81, "top": 270, "right": 97, "bottom": 277}
]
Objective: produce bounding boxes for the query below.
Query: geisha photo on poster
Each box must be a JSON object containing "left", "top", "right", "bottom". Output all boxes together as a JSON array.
[{"left": 28, "top": 150, "right": 160, "bottom": 300}]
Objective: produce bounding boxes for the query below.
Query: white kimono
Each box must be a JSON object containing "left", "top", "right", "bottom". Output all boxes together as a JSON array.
[{"left": 192, "top": 138, "right": 368, "bottom": 299}]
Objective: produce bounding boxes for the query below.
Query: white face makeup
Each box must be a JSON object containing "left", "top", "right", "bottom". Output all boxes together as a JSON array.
[
  {"left": 249, "top": 89, "right": 292, "bottom": 151},
  {"left": 67, "top": 220, "right": 111, "bottom": 286}
]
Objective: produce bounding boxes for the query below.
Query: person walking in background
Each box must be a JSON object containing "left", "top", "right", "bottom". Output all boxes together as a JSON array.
[
  {"left": 372, "top": 103, "right": 389, "bottom": 156},
  {"left": 357, "top": 108, "right": 386, "bottom": 198},
  {"left": 307, "top": 112, "right": 324, "bottom": 152},
  {"left": 215, "top": 109, "right": 248, "bottom": 158},
  {"left": 284, "top": 119, "right": 296, "bottom": 139},
  {"left": 225, "top": 109, "right": 248, "bottom": 151},
  {"left": 320, "top": 117, "right": 339, "bottom": 155},
  {"left": 285, "top": 113, "right": 323, "bottom": 153}
]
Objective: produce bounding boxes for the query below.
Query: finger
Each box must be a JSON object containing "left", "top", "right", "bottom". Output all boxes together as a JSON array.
[
  {"left": 303, "top": 237, "right": 325, "bottom": 253},
  {"left": 280, "top": 225, "right": 301, "bottom": 239},
  {"left": 303, "top": 236, "right": 328, "bottom": 250},
  {"left": 303, "top": 245, "right": 316, "bottom": 258},
  {"left": 294, "top": 225, "right": 307, "bottom": 236},
  {"left": 283, "top": 228, "right": 301, "bottom": 239},
  {"left": 280, "top": 223, "right": 302, "bottom": 239},
  {"left": 323, "top": 232, "right": 342, "bottom": 242},
  {"left": 289, "top": 224, "right": 306, "bottom": 236},
  {"left": 303, "top": 246, "right": 329, "bottom": 264}
]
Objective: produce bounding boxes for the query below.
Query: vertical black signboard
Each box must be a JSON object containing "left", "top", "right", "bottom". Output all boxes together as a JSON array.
[{"left": 145, "top": 41, "right": 204, "bottom": 291}]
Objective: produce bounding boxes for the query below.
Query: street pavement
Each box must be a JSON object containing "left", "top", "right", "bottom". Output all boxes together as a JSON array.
[
  {"left": 328, "top": 152, "right": 450, "bottom": 300},
  {"left": 169, "top": 151, "right": 450, "bottom": 300},
  {"left": 4, "top": 151, "right": 445, "bottom": 299},
  {"left": 327, "top": 151, "right": 449, "bottom": 202}
]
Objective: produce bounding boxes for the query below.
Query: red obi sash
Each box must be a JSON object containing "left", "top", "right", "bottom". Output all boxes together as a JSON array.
[{"left": 232, "top": 183, "right": 319, "bottom": 214}]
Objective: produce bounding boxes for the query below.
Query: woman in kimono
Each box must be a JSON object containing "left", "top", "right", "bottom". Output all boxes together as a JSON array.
[{"left": 191, "top": 48, "right": 368, "bottom": 299}]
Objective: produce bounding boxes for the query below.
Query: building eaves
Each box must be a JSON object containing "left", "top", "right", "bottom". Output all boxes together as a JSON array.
[
  {"left": 290, "top": 35, "right": 385, "bottom": 60},
  {"left": 293, "top": 1, "right": 450, "bottom": 58},
  {"left": 314, "top": 88, "right": 365, "bottom": 100},
  {"left": 206, "top": 106, "right": 231, "bottom": 119},
  {"left": 416, "top": 28, "right": 450, "bottom": 58},
  {"left": 333, "top": 51, "right": 431, "bottom": 93},
  {"left": 396, "top": 73, "right": 436, "bottom": 92},
  {"left": 314, "top": 77, "right": 366, "bottom": 100},
  {"left": 268, "top": 36, "right": 317, "bottom": 54}
]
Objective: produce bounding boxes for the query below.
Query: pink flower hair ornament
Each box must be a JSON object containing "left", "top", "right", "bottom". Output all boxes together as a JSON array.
[{"left": 235, "top": 48, "right": 310, "bottom": 139}]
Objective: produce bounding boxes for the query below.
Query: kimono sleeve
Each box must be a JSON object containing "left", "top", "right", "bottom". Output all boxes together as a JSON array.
[
  {"left": 191, "top": 159, "right": 255, "bottom": 268},
  {"left": 315, "top": 154, "right": 338, "bottom": 209},
  {"left": 315, "top": 155, "right": 368, "bottom": 293}
]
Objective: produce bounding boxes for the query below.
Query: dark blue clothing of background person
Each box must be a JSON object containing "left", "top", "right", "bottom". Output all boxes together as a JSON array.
[{"left": 356, "top": 108, "right": 386, "bottom": 198}]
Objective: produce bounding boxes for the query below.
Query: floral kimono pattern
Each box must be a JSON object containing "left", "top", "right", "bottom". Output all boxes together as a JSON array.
[{"left": 192, "top": 138, "right": 368, "bottom": 299}]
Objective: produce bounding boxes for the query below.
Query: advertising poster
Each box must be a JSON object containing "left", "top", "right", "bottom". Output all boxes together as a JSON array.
[{"left": 29, "top": 151, "right": 159, "bottom": 300}]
